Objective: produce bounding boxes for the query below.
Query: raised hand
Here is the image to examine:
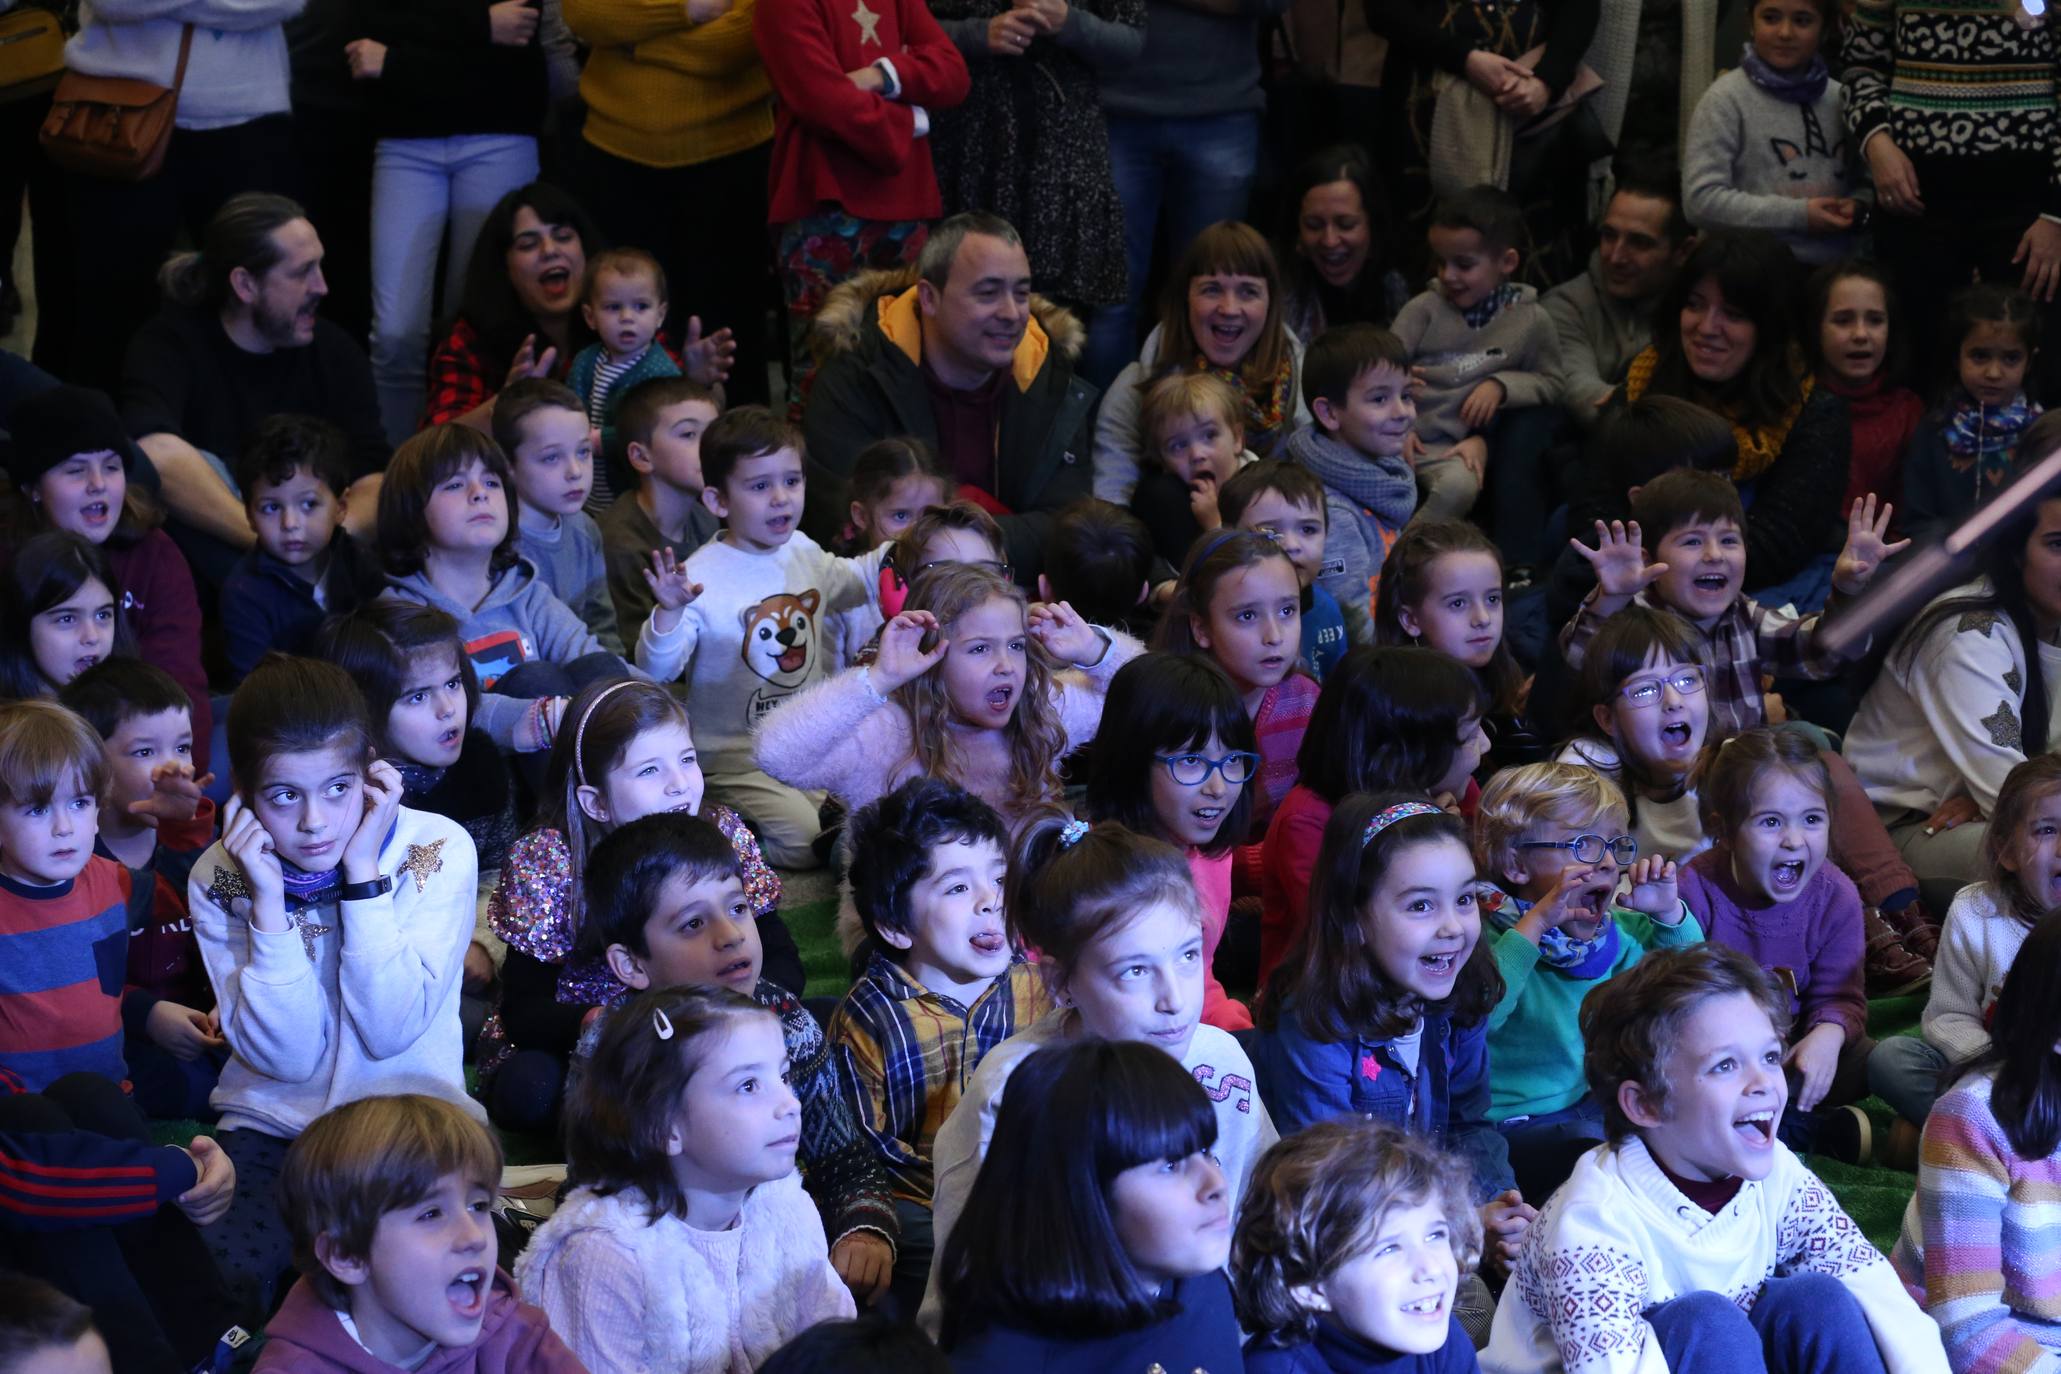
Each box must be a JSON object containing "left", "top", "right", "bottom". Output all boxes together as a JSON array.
[
  {"left": 1571, "top": 520, "right": 1668, "bottom": 602},
  {"left": 1027, "top": 599, "right": 1105, "bottom": 664},
  {"left": 643, "top": 547, "right": 704, "bottom": 612},
  {"left": 221, "top": 796, "right": 286, "bottom": 929},
  {"left": 342, "top": 760, "right": 404, "bottom": 884},
  {"left": 681, "top": 316, "right": 737, "bottom": 386},
  {"left": 1831, "top": 494, "right": 1910, "bottom": 595},
  {"left": 128, "top": 759, "right": 209, "bottom": 826},
  {"left": 1623, "top": 855, "right": 1680, "bottom": 919},
  {"left": 505, "top": 334, "right": 558, "bottom": 388},
  {"left": 872, "top": 611, "right": 950, "bottom": 693}
]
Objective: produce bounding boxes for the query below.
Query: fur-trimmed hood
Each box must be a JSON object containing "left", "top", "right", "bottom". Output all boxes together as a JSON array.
[{"left": 809, "top": 266, "right": 1087, "bottom": 378}]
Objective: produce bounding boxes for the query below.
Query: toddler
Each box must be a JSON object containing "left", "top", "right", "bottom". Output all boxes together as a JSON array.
[
  {"left": 566, "top": 247, "right": 681, "bottom": 509},
  {"left": 1131, "top": 371, "right": 1258, "bottom": 566}
]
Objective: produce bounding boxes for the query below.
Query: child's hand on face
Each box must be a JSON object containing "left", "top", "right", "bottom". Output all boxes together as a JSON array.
[
  {"left": 1480, "top": 1190, "right": 1537, "bottom": 1271},
  {"left": 642, "top": 547, "right": 704, "bottom": 618},
  {"left": 1571, "top": 520, "right": 1669, "bottom": 604},
  {"left": 342, "top": 760, "right": 404, "bottom": 883},
  {"left": 1027, "top": 599, "right": 1107, "bottom": 665},
  {"left": 128, "top": 759, "right": 212, "bottom": 827},
  {"left": 1188, "top": 472, "right": 1223, "bottom": 531},
  {"left": 145, "top": 1000, "right": 227, "bottom": 1061},
  {"left": 1831, "top": 494, "right": 1911, "bottom": 596},
  {"left": 221, "top": 796, "right": 286, "bottom": 924},
  {"left": 176, "top": 1136, "right": 236, "bottom": 1228},
  {"left": 1515, "top": 865, "right": 1605, "bottom": 943},
  {"left": 1623, "top": 855, "right": 1680, "bottom": 921},
  {"left": 830, "top": 1232, "right": 894, "bottom": 1306},
  {"left": 872, "top": 611, "right": 950, "bottom": 693},
  {"left": 1786, "top": 1021, "right": 1846, "bottom": 1113},
  {"left": 680, "top": 316, "right": 738, "bottom": 385},
  {"left": 1458, "top": 378, "right": 1506, "bottom": 432}
]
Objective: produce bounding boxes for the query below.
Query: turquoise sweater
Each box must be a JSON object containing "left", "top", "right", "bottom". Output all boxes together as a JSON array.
[{"left": 1485, "top": 901, "right": 1703, "bottom": 1121}]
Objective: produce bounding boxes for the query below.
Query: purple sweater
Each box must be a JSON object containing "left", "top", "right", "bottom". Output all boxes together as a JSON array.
[{"left": 1679, "top": 847, "right": 1868, "bottom": 1044}]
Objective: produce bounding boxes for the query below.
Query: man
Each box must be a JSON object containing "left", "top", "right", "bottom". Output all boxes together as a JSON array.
[
  {"left": 1545, "top": 165, "right": 1695, "bottom": 428},
  {"left": 121, "top": 193, "right": 386, "bottom": 585},
  {"left": 802, "top": 212, "right": 1096, "bottom": 581}
]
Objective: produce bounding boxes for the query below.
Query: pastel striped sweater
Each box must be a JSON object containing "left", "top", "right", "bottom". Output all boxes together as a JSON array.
[{"left": 1892, "top": 1070, "right": 2061, "bottom": 1374}]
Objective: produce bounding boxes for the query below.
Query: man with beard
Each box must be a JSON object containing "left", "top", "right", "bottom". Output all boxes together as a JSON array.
[{"left": 122, "top": 193, "right": 387, "bottom": 586}]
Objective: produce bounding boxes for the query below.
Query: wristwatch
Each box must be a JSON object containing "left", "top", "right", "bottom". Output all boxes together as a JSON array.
[{"left": 338, "top": 874, "right": 393, "bottom": 903}]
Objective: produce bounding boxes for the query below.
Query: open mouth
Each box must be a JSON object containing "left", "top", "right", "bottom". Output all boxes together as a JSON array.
[
  {"left": 775, "top": 645, "right": 806, "bottom": 674},
  {"left": 1692, "top": 573, "right": 1731, "bottom": 595},
  {"left": 447, "top": 1269, "right": 487, "bottom": 1319},
  {"left": 1258, "top": 654, "right": 1288, "bottom": 675},
  {"left": 1401, "top": 1293, "right": 1448, "bottom": 1321},
  {"left": 717, "top": 956, "right": 756, "bottom": 985},
  {"left": 1770, "top": 859, "right": 1806, "bottom": 893},
  {"left": 81, "top": 501, "right": 110, "bottom": 523},
  {"left": 538, "top": 266, "right": 572, "bottom": 294},
  {"left": 1192, "top": 805, "right": 1224, "bottom": 826},
  {"left": 985, "top": 684, "right": 1014, "bottom": 713},
  {"left": 1660, "top": 721, "right": 1693, "bottom": 748},
  {"left": 1418, "top": 950, "right": 1459, "bottom": 979},
  {"left": 438, "top": 726, "right": 463, "bottom": 747},
  {"left": 1209, "top": 321, "right": 1248, "bottom": 347},
  {"left": 73, "top": 653, "right": 101, "bottom": 673},
  {"left": 1734, "top": 1110, "right": 1776, "bottom": 1145},
  {"left": 969, "top": 931, "right": 1006, "bottom": 955},
  {"left": 2048, "top": 870, "right": 2061, "bottom": 904},
  {"left": 764, "top": 516, "right": 793, "bottom": 535}
]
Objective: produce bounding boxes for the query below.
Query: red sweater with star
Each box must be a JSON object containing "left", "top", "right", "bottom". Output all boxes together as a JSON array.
[{"left": 755, "top": 0, "right": 968, "bottom": 223}]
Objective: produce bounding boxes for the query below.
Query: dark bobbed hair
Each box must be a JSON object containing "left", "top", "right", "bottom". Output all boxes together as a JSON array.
[
  {"left": 454, "top": 183, "right": 602, "bottom": 376},
  {"left": 226, "top": 654, "right": 374, "bottom": 796},
  {"left": 1294, "top": 647, "right": 1485, "bottom": 804},
  {"left": 578, "top": 811, "right": 744, "bottom": 962},
  {"left": 57, "top": 656, "right": 191, "bottom": 740},
  {"left": 847, "top": 776, "right": 1009, "bottom": 951},
  {"left": 377, "top": 425, "right": 521, "bottom": 578},
  {"left": 312, "top": 602, "right": 479, "bottom": 757},
  {"left": 1087, "top": 652, "right": 1256, "bottom": 859},
  {"left": 757, "top": 1316, "right": 951, "bottom": 1374},
  {"left": 1953, "top": 908, "right": 2061, "bottom": 1156},
  {"left": 1645, "top": 229, "right": 1806, "bottom": 432},
  {"left": 1371, "top": 518, "right": 1521, "bottom": 715},
  {"left": 0, "top": 531, "right": 134, "bottom": 698}
]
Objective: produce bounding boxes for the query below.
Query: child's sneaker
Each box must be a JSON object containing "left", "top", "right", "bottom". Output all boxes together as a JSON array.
[{"left": 1863, "top": 907, "right": 1932, "bottom": 997}]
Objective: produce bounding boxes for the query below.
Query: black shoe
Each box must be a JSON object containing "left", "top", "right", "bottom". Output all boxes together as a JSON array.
[{"left": 1813, "top": 1104, "right": 1872, "bottom": 1166}]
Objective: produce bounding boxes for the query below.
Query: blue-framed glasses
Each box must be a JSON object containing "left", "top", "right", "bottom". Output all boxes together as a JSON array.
[
  {"left": 1517, "top": 833, "right": 1639, "bottom": 866},
  {"left": 1154, "top": 751, "right": 1261, "bottom": 786}
]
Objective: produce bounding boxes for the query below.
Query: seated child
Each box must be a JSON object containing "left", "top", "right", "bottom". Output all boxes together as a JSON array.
[
  {"left": 220, "top": 414, "right": 382, "bottom": 678},
  {"left": 1038, "top": 499, "right": 1161, "bottom": 644},
  {"left": 1283, "top": 322, "right": 1418, "bottom": 626},
  {"left": 492, "top": 379, "right": 623, "bottom": 655},
  {"left": 1233, "top": 1118, "right": 1483, "bottom": 1373},
  {"left": 566, "top": 247, "right": 682, "bottom": 510},
  {"left": 1476, "top": 763, "right": 1701, "bottom": 1202},
  {"left": 831, "top": 436, "right": 950, "bottom": 557},
  {"left": 0, "top": 532, "right": 128, "bottom": 701},
  {"left": 1903, "top": 285, "right": 2044, "bottom": 548},
  {"left": 758, "top": 1316, "right": 950, "bottom": 1374},
  {"left": 831, "top": 778, "right": 1048, "bottom": 1310},
  {"left": 516, "top": 986, "right": 857, "bottom": 1372},
  {"left": 0, "top": 1272, "right": 112, "bottom": 1374},
  {"left": 1391, "top": 186, "right": 1561, "bottom": 524},
  {"left": 1480, "top": 943, "right": 1948, "bottom": 1374},
  {"left": 1131, "top": 371, "right": 1259, "bottom": 566},
  {"left": 260, "top": 1094, "right": 584, "bottom": 1373},
  {"left": 598, "top": 376, "right": 722, "bottom": 646},
  {"left": 1222, "top": 459, "right": 1356, "bottom": 676},
  {"left": 836, "top": 498, "right": 1005, "bottom": 670},
  {"left": 574, "top": 811, "right": 898, "bottom": 1303}
]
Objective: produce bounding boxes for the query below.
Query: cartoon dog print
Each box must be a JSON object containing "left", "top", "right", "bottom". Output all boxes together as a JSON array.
[{"left": 740, "top": 590, "right": 821, "bottom": 691}]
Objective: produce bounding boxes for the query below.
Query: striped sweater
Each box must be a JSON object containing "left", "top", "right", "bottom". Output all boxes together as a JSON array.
[
  {"left": 0, "top": 859, "right": 134, "bottom": 1092},
  {"left": 1892, "top": 1070, "right": 2061, "bottom": 1374}
]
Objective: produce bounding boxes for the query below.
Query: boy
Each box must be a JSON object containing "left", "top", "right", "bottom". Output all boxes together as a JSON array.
[
  {"left": 577, "top": 812, "right": 899, "bottom": 1304},
  {"left": 827, "top": 779, "right": 1049, "bottom": 1309},
  {"left": 1038, "top": 499, "right": 1160, "bottom": 643},
  {"left": 1130, "top": 372, "right": 1255, "bottom": 565},
  {"left": 0, "top": 1273, "right": 112, "bottom": 1374},
  {"left": 1392, "top": 186, "right": 1561, "bottom": 532},
  {"left": 491, "top": 379, "right": 625, "bottom": 656},
  {"left": 1479, "top": 943, "right": 1948, "bottom": 1374},
  {"left": 220, "top": 414, "right": 381, "bottom": 678},
  {"left": 1220, "top": 460, "right": 1359, "bottom": 674},
  {"left": 261, "top": 1093, "right": 585, "bottom": 1373},
  {"left": 567, "top": 248, "right": 682, "bottom": 510},
  {"left": 1282, "top": 322, "right": 1419, "bottom": 627},
  {"left": 635, "top": 407, "right": 886, "bottom": 868},
  {"left": 600, "top": 376, "right": 723, "bottom": 646},
  {"left": 56, "top": 660, "right": 224, "bottom": 1120}
]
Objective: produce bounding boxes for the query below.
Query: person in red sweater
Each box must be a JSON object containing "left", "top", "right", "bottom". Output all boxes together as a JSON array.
[
  {"left": 1809, "top": 260, "right": 1923, "bottom": 529},
  {"left": 755, "top": 0, "right": 969, "bottom": 412}
]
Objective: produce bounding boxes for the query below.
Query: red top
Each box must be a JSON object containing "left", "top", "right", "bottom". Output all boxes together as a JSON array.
[
  {"left": 108, "top": 530, "right": 212, "bottom": 776},
  {"left": 1824, "top": 373, "right": 1922, "bottom": 527}
]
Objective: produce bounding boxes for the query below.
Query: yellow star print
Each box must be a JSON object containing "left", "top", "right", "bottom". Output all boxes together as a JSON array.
[
  {"left": 851, "top": 0, "right": 882, "bottom": 45},
  {"left": 399, "top": 839, "right": 446, "bottom": 893}
]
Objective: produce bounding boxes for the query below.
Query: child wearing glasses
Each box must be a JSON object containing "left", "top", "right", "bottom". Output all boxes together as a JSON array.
[{"left": 1474, "top": 762, "right": 1702, "bottom": 1203}]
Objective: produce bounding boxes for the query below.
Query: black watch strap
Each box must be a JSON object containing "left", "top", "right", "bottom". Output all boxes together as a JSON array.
[{"left": 337, "top": 874, "right": 393, "bottom": 903}]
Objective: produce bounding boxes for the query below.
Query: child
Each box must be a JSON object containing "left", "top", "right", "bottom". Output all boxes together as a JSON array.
[
  {"left": 515, "top": 986, "right": 858, "bottom": 1372},
  {"left": 755, "top": 564, "right": 1137, "bottom": 835},
  {"left": 188, "top": 655, "right": 483, "bottom": 1311},
  {"left": 919, "top": 817, "right": 1277, "bottom": 1336},
  {"left": 1812, "top": 261, "right": 1923, "bottom": 523},
  {"left": 934, "top": 1038, "right": 1245, "bottom": 1371},
  {"left": 0, "top": 1274, "right": 111, "bottom": 1374},
  {"left": 492, "top": 379, "right": 623, "bottom": 655},
  {"left": 1391, "top": 188, "right": 1562, "bottom": 523},
  {"left": 378, "top": 424, "right": 635, "bottom": 756},
  {"left": 572, "top": 811, "right": 898, "bottom": 1305},
  {"left": 566, "top": 248, "right": 681, "bottom": 510},
  {"left": 1131, "top": 371, "right": 1258, "bottom": 566},
  {"left": 1476, "top": 763, "right": 1702, "bottom": 1201},
  {"left": 483, "top": 677, "right": 793, "bottom": 1133},
  {"left": 830, "top": 777, "right": 1049, "bottom": 1309},
  {"left": 221, "top": 414, "right": 383, "bottom": 679},
  {"left": 0, "top": 533, "right": 127, "bottom": 701},
  {"left": 1222, "top": 459, "right": 1355, "bottom": 679},
  {"left": 1259, "top": 648, "right": 1489, "bottom": 988},
  {"left": 1037, "top": 499, "right": 1160, "bottom": 643},
  {"left": 1087, "top": 652, "right": 1262, "bottom": 1031},
  {"left": 1683, "top": 0, "right": 1859, "bottom": 264},
  {"left": 1903, "top": 285, "right": 2045, "bottom": 548},
  {"left": 56, "top": 660, "right": 225, "bottom": 1121},
  {"left": 1233, "top": 1118, "right": 1483, "bottom": 1373},
  {"left": 1678, "top": 728, "right": 1873, "bottom": 1159},
  {"left": 1282, "top": 323, "right": 1419, "bottom": 625},
  {"left": 833, "top": 436, "right": 950, "bottom": 557},
  {"left": 635, "top": 406, "right": 891, "bottom": 866},
  {"left": 836, "top": 498, "right": 1006, "bottom": 669},
  {"left": 261, "top": 1094, "right": 585, "bottom": 1373},
  {"left": 1481, "top": 942, "right": 1949, "bottom": 1374},
  {"left": 599, "top": 376, "right": 722, "bottom": 646}
]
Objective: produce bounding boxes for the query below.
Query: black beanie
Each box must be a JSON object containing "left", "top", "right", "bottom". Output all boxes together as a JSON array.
[{"left": 5, "top": 385, "right": 133, "bottom": 491}]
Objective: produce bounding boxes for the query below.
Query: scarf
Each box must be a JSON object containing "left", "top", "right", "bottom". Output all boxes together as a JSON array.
[
  {"left": 1737, "top": 41, "right": 1828, "bottom": 104},
  {"left": 1942, "top": 390, "right": 2040, "bottom": 495},
  {"left": 1282, "top": 424, "right": 1419, "bottom": 529},
  {"left": 1625, "top": 346, "right": 1811, "bottom": 483},
  {"left": 1481, "top": 887, "right": 1624, "bottom": 978},
  {"left": 1197, "top": 352, "right": 1295, "bottom": 448},
  {"left": 1460, "top": 283, "right": 1522, "bottom": 330},
  {"left": 281, "top": 818, "right": 399, "bottom": 911}
]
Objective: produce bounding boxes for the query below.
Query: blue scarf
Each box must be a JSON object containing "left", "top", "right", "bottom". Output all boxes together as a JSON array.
[
  {"left": 1942, "top": 391, "right": 2040, "bottom": 495},
  {"left": 1482, "top": 887, "right": 1623, "bottom": 979},
  {"left": 280, "top": 819, "right": 398, "bottom": 911},
  {"left": 1460, "top": 283, "right": 1522, "bottom": 330},
  {"left": 1738, "top": 42, "right": 1828, "bottom": 104}
]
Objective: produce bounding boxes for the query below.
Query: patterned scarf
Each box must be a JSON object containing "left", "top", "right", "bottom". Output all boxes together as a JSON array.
[
  {"left": 1460, "top": 283, "right": 1523, "bottom": 330},
  {"left": 280, "top": 818, "right": 398, "bottom": 910},
  {"left": 1625, "top": 346, "right": 1811, "bottom": 483},
  {"left": 1480, "top": 886, "right": 1623, "bottom": 978},
  {"left": 1197, "top": 352, "right": 1296, "bottom": 447},
  {"left": 1942, "top": 390, "right": 2040, "bottom": 495},
  {"left": 1738, "top": 41, "right": 1828, "bottom": 104}
]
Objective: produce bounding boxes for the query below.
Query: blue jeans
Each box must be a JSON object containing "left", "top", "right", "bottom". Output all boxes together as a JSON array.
[
  {"left": 370, "top": 133, "right": 540, "bottom": 442},
  {"left": 1647, "top": 1274, "right": 1889, "bottom": 1374},
  {"left": 1081, "top": 110, "right": 1262, "bottom": 389},
  {"left": 1870, "top": 1034, "right": 1950, "bottom": 1127}
]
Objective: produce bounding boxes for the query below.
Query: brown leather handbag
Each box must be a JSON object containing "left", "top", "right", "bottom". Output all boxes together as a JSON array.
[{"left": 38, "top": 22, "right": 192, "bottom": 180}]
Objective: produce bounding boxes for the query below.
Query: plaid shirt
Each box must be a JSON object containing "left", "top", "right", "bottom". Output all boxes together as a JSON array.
[
  {"left": 422, "top": 317, "right": 574, "bottom": 428},
  {"left": 827, "top": 952, "right": 1050, "bottom": 1205},
  {"left": 1561, "top": 588, "right": 1864, "bottom": 740}
]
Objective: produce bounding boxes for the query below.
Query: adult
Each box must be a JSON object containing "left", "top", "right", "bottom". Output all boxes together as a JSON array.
[
  {"left": 1275, "top": 143, "right": 1410, "bottom": 346},
  {"left": 927, "top": 0, "right": 1142, "bottom": 316},
  {"left": 59, "top": 0, "right": 301, "bottom": 391},
  {"left": 801, "top": 212, "right": 1096, "bottom": 582},
  {"left": 1543, "top": 164, "right": 1694, "bottom": 430},
  {"left": 1077, "top": 0, "right": 1291, "bottom": 388},
  {"left": 121, "top": 194, "right": 387, "bottom": 588}
]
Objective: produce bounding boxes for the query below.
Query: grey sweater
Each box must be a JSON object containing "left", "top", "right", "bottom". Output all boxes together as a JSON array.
[
  {"left": 516, "top": 509, "right": 624, "bottom": 657},
  {"left": 1281, "top": 424, "right": 1416, "bottom": 628},
  {"left": 1391, "top": 284, "right": 1560, "bottom": 450},
  {"left": 1097, "top": 0, "right": 1287, "bottom": 118},
  {"left": 1542, "top": 255, "right": 1657, "bottom": 430},
  {"left": 1684, "top": 67, "right": 1861, "bottom": 265}
]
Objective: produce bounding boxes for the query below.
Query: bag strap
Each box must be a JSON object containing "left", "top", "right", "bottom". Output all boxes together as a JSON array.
[{"left": 168, "top": 22, "right": 193, "bottom": 94}]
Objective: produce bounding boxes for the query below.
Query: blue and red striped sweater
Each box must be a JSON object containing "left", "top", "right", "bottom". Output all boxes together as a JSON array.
[{"left": 0, "top": 858, "right": 135, "bottom": 1092}]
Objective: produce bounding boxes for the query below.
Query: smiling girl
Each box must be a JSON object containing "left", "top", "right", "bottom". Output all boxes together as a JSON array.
[
  {"left": 1278, "top": 144, "right": 1411, "bottom": 344},
  {"left": 1902, "top": 285, "right": 2044, "bottom": 547}
]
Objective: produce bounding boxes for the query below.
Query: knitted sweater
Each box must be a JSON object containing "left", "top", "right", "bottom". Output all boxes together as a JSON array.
[
  {"left": 1281, "top": 423, "right": 1417, "bottom": 627},
  {"left": 514, "top": 1172, "right": 857, "bottom": 1374},
  {"left": 1250, "top": 670, "right": 1321, "bottom": 840},
  {"left": 1684, "top": 67, "right": 1859, "bottom": 265},
  {"left": 1481, "top": 1136, "right": 1949, "bottom": 1374},
  {"left": 1890, "top": 1070, "right": 2061, "bottom": 1374},
  {"left": 562, "top": 0, "right": 772, "bottom": 168},
  {"left": 1391, "top": 284, "right": 1560, "bottom": 450},
  {"left": 1542, "top": 256, "right": 1657, "bottom": 429},
  {"left": 1679, "top": 846, "right": 1869, "bottom": 1045},
  {"left": 65, "top": 0, "right": 297, "bottom": 128},
  {"left": 1918, "top": 883, "right": 2029, "bottom": 1066},
  {"left": 0, "top": 861, "right": 133, "bottom": 1092},
  {"left": 515, "top": 509, "right": 623, "bottom": 658},
  {"left": 1826, "top": 374, "right": 1923, "bottom": 522}
]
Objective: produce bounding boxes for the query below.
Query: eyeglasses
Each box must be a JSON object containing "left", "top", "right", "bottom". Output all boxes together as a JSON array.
[
  {"left": 1618, "top": 668, "right": 1706, "bottom": 708},
  {"left": 1518, "top": 833, "right": 1639, "bottom": 866},
  {"left": 916, "top": 558, "right": 1013, "bottom": 582},
  {"left": 1153, "top": 751, "right": 1260, "bottom": 786}
]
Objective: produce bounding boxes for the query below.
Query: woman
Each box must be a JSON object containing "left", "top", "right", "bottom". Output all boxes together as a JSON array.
[{"left": 1276, "top": 143, "right": 1410, "bottom": 344}]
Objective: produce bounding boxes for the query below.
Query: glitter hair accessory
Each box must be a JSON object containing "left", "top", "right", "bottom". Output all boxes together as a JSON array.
[
  {"left": 1362, "top": 801, "right": 1442, "bottom": 848},
  {"left": 573, "top": 681, "right": 641, "bottom": 787},
  {"left": 1059, "top": 818, "right": 1091, "bottom": 849}
]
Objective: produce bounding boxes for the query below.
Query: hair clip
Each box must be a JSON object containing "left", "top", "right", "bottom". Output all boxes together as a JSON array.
[
  {"left": 1059, "top": 818, "right": 1091, "bottom": 849},
  {"left": 1361, "top": 801, "right": 1442, "bottom": 848},
  {"left": 653, "top": 1007, "right": 674, "bottom": 1040}
]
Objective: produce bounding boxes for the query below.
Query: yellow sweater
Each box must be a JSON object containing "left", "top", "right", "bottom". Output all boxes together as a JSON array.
[{"left": 563, "top": 0, "right": 773, "bottom": 168}]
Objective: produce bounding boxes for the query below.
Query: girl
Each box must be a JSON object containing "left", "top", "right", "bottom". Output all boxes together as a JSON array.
[
  {"left": 484, "top": 677, "right": 793, "bottom": 1131},
  {"left": 835, "top": 437, "right": 950, "bottom": 557},
  {"left": 378, "top": 423, "right": 637, "bottom": 754},
  {"left": 1087, "top": 652, "right": 1261, "bottom": 1031},
  {"left": 936, "top": 1038, "right": 1245, "bottom": 1371},
  {"left": 1683, "top": 0, "right": 1858, "bottom": 264},
  {"left": 1902, "top": 286, "right": 2044, "bottom": 548},
  {"left": 1259, "top": 647, "right": 1488, "bottom": 987},
  {"left": 516, "top": 985, "right": 856, "bottom": 1374},
  {"left": 188, "top": 654, "right": 481, "bottom": 1311},
  {"left": 1153, "top": 529, "right": 1315, "bottom": 841},
  {"left": 1278, "top": 144, "right": 1410, "bottom": 344},
  {"left": 918, "top": 816, "right": 1277, "bottom": 1336},
  {"left": 1811, "top": 261, "right": 1923, "bottom": 523},
  {"left": 1233, "top": 1119, "right": 1483, "bottom": 1373},
  {"left": 840, "top": 499, "right": 1007, "bottom": 668},
  {"left": 755, "top": 564, "right": 1140, "bottom": 833},
  {"left": 1679, "top": 728, "right": 1873, "bottom": 1159},
  {"left": 1094, "top": 222, "right": 1312, "bottom": 506},
  {"left": 0, "top": 532, "right": 131, "bottom": 700}
]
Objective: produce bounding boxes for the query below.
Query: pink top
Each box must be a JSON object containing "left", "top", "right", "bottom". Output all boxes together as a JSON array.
[{"left": 1188, "top": 846, "right": 1250, "bottom": 1031}]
